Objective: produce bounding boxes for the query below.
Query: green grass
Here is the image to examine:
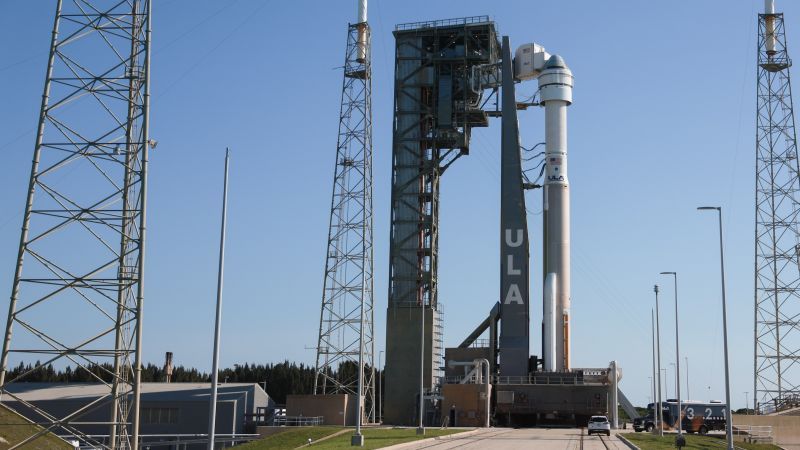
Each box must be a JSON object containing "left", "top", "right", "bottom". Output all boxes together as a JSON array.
[
  {"left": 621, "top": 432, "right": 781, "bottom": 450},
  {"left": 303, "top": 428, "right": 469, "bottom": 450},
  {"left": 0, "top": 404, "right": 72, "bottom": 450},
  {"left": 235, "top": 427, "right": 345, "bottom": 450},
  {"left": 237, "top": 427, "right": 470, "bottom": 450}
]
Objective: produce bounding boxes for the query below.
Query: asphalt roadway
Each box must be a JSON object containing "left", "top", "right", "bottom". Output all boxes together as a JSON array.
[{"left": 391, "top": 427, "right": 630, "bottom": 450}]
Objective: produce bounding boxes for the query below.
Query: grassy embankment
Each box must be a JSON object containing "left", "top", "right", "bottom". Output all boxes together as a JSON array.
[
  {"left": 0, "top": 404, "right": 72, "bottom": 450},
  {"left": 237, "top": 426, "right": 469, "bottom": 450},
  {"left": 622, "top": 432, "right": 781, "bottom": 450}
]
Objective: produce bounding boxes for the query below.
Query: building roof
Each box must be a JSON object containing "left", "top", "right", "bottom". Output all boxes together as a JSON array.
[{"left": 4, "top": 382, "right": 270, "bottom": 406}]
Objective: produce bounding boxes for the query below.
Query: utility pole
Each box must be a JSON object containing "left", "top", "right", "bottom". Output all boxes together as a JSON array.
[
  {"left": 207, "top": 149, "right": 230, "bottom": 450},
  {"left": 654, "top": 285, "right": 664, "bottom": 436}
]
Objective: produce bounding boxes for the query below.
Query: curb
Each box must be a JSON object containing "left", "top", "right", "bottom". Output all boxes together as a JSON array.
[
  {"left": 379, "top": 427, "right": 487, "bottom": 449},
  {"left": 616, "top": 434, "right": 641, "bottom": 450}
]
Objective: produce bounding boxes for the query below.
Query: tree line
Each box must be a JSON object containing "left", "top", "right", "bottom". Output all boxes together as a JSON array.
[{"left": 4, "top": 360, "right": 379, "bottom": 404}]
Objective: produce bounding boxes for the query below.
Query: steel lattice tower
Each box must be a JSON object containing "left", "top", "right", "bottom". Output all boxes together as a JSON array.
[
  {"left": 313, "top": 18, "right": 375, "bottom": 423},
  {"left": 754, "top": 3, "right": 800, "bottom": 413},
  {"left": 0, "top": 1, "right": 151, "bottom": 448}
]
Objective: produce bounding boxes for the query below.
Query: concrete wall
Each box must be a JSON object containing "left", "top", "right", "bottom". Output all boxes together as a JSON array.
[
  {"left": 385, "top": 306, "right": 434, "bottom": 425},
  {"left": 441, "top": 384, "right": 489, "bottom": 427},
  {"left": 733, "top": 414, "right": 800, "bottom": 449},
  {"left": 286, "top": 394, "right": 356, "bottom": 426}
]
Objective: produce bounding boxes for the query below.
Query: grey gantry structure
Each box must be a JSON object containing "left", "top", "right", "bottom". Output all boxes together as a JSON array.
[
  {"left": 754, "top": 1, "right": 800, "bottom": 414},
  {"left": 0, "top": 1, "right": 152, "bottom": 448},
  {"left": 384, "top": 16, "right": 499, "bottom": 425},
  {"left": 313, "top": 14, "right": 376, "bottom": 422}
]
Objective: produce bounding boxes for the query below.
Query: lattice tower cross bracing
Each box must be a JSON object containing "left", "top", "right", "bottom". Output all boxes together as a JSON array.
[
  {"left": 313, "top": 17, "right": 376, "bottom": 423},
  {"left": 754, "top": 1, "right": 800, "bottom": 414},
  {"left": 0, "top": 1, "right": 152, "bottom": 449},
  {"left": 384, "top": 17, "right": 499, "bottom": 426}
]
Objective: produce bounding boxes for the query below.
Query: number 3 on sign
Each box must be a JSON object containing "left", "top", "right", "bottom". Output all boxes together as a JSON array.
[{"left": 686, "top": 407, "right": 694, "bottom": 420}]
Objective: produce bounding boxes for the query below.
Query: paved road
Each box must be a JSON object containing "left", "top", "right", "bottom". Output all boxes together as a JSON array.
[{"left": 391, "top": 428, "right": 629, "bottom": 450}]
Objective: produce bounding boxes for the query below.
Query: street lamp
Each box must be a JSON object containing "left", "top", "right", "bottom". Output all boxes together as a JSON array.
[
  {"left": 697, "top": 206, "right": 733, "bottom": 450},
  {"left": 379, "top": 350, "right": 384, "bottom": 424},
  {"left": 661, "top": 271, "right": 682, "bottom": 436},
  {"left": 744, "top": 391, "right": 750, "bottom": 415},
  {"left": 651, "top": 309, "right": 658, "bottom": 429},
  {"left": 654, "top": 285, "right": 664, "bottom": 436},
  {"left": 685, "top": 356, "right": 690, "bottom": 400}
]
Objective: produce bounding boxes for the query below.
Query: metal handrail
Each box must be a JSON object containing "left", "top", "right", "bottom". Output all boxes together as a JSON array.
[
  {"left": 272, "top": 416, "right": 324, "bottom": 426},
  {"left": 396, "top": 16, "right": 491, "bottom": 31}
]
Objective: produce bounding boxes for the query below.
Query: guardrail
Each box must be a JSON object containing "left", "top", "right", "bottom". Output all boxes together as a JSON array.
[
  {"left": 61, "top": 433, "right": 261, "bottom": 449},
  {"left": 492, "top": 374, "right": 587, "bottom": 385},
  {"left": 273, "top": 416, "right": 324, "bottom": 427},
  {"left": 396, "top": 16, "right": 491, "bottom": 31}
]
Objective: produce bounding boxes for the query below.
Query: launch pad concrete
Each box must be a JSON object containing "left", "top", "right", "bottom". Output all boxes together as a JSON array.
[{"left": 388, "top": 427, "right": 627, "bottom": 450}]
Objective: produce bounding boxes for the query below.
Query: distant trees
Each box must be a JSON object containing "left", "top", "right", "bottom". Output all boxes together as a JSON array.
[{"left": 2, "top": 360, "right": 378, "bottom": 405}]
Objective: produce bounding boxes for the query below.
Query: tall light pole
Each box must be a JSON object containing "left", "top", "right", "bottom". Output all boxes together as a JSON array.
[
  {"left": 698, "top": 206, "right": 733, "bottom": 450},
  {"left": 651, "top": 310, "right": 658, "bottom": 425},
  {"left": 208, "top": 149, "right": 231, "bottom": 450},
  {"left": 669, "top": 363, "right": 677, "bottom": 398},
  {"left": 745, "top": 392, "right": 750, "bottom": 415},
  {"left": 685, "top": 356, "right": 690, "bottom": 400},
  {"left": 654, "top": 285, "right": 664, "bottom": 436},
  {"left": 661, "top": 271, "right": 682, "bottom": 434},
  {"left": 379, "top": 350, "right": 384, "bottom": 424}
]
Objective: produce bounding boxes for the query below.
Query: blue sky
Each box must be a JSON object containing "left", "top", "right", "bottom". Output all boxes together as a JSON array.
[{"left": 0, "top": 1, "right": 796, "bottom": 410}]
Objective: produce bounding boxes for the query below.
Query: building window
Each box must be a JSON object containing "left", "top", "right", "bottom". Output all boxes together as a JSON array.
[{"left": 142, "top": 407, "right": 179, "bottom": 424}]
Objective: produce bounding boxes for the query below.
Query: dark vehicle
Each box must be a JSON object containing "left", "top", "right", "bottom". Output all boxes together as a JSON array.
[{"left": 633, "top": 401, "right": 727, "bottom": 435}]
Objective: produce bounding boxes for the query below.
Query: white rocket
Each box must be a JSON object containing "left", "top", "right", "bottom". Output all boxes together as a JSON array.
[
  {"left": 514, "top": 45, "right": 574, "bottom": 372},
  {"left": 540, "top": 55, "right": 573, "bottom": 372}
]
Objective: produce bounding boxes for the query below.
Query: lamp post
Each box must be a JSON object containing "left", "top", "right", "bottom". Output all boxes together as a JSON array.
[
  {"left": 685, "top": 356, "right": 690, "bottom": 400},
  {"left": 661, "top": 271, "right": 682, "bottom": 435},
  {"left": 651, "top": 309, "right": 658, "bottom": 429},
  {"left": 697, "top": 206, "right": 733, "bottom": 450},
  {"left": 654, "top": 285, "right": 664, "bottom": 436},
  {"left": 745, "top": 392, "right": 749, "bottom": 415},
  {"left": 379, "top": 350, "right": 384, "bottom": 424}
]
